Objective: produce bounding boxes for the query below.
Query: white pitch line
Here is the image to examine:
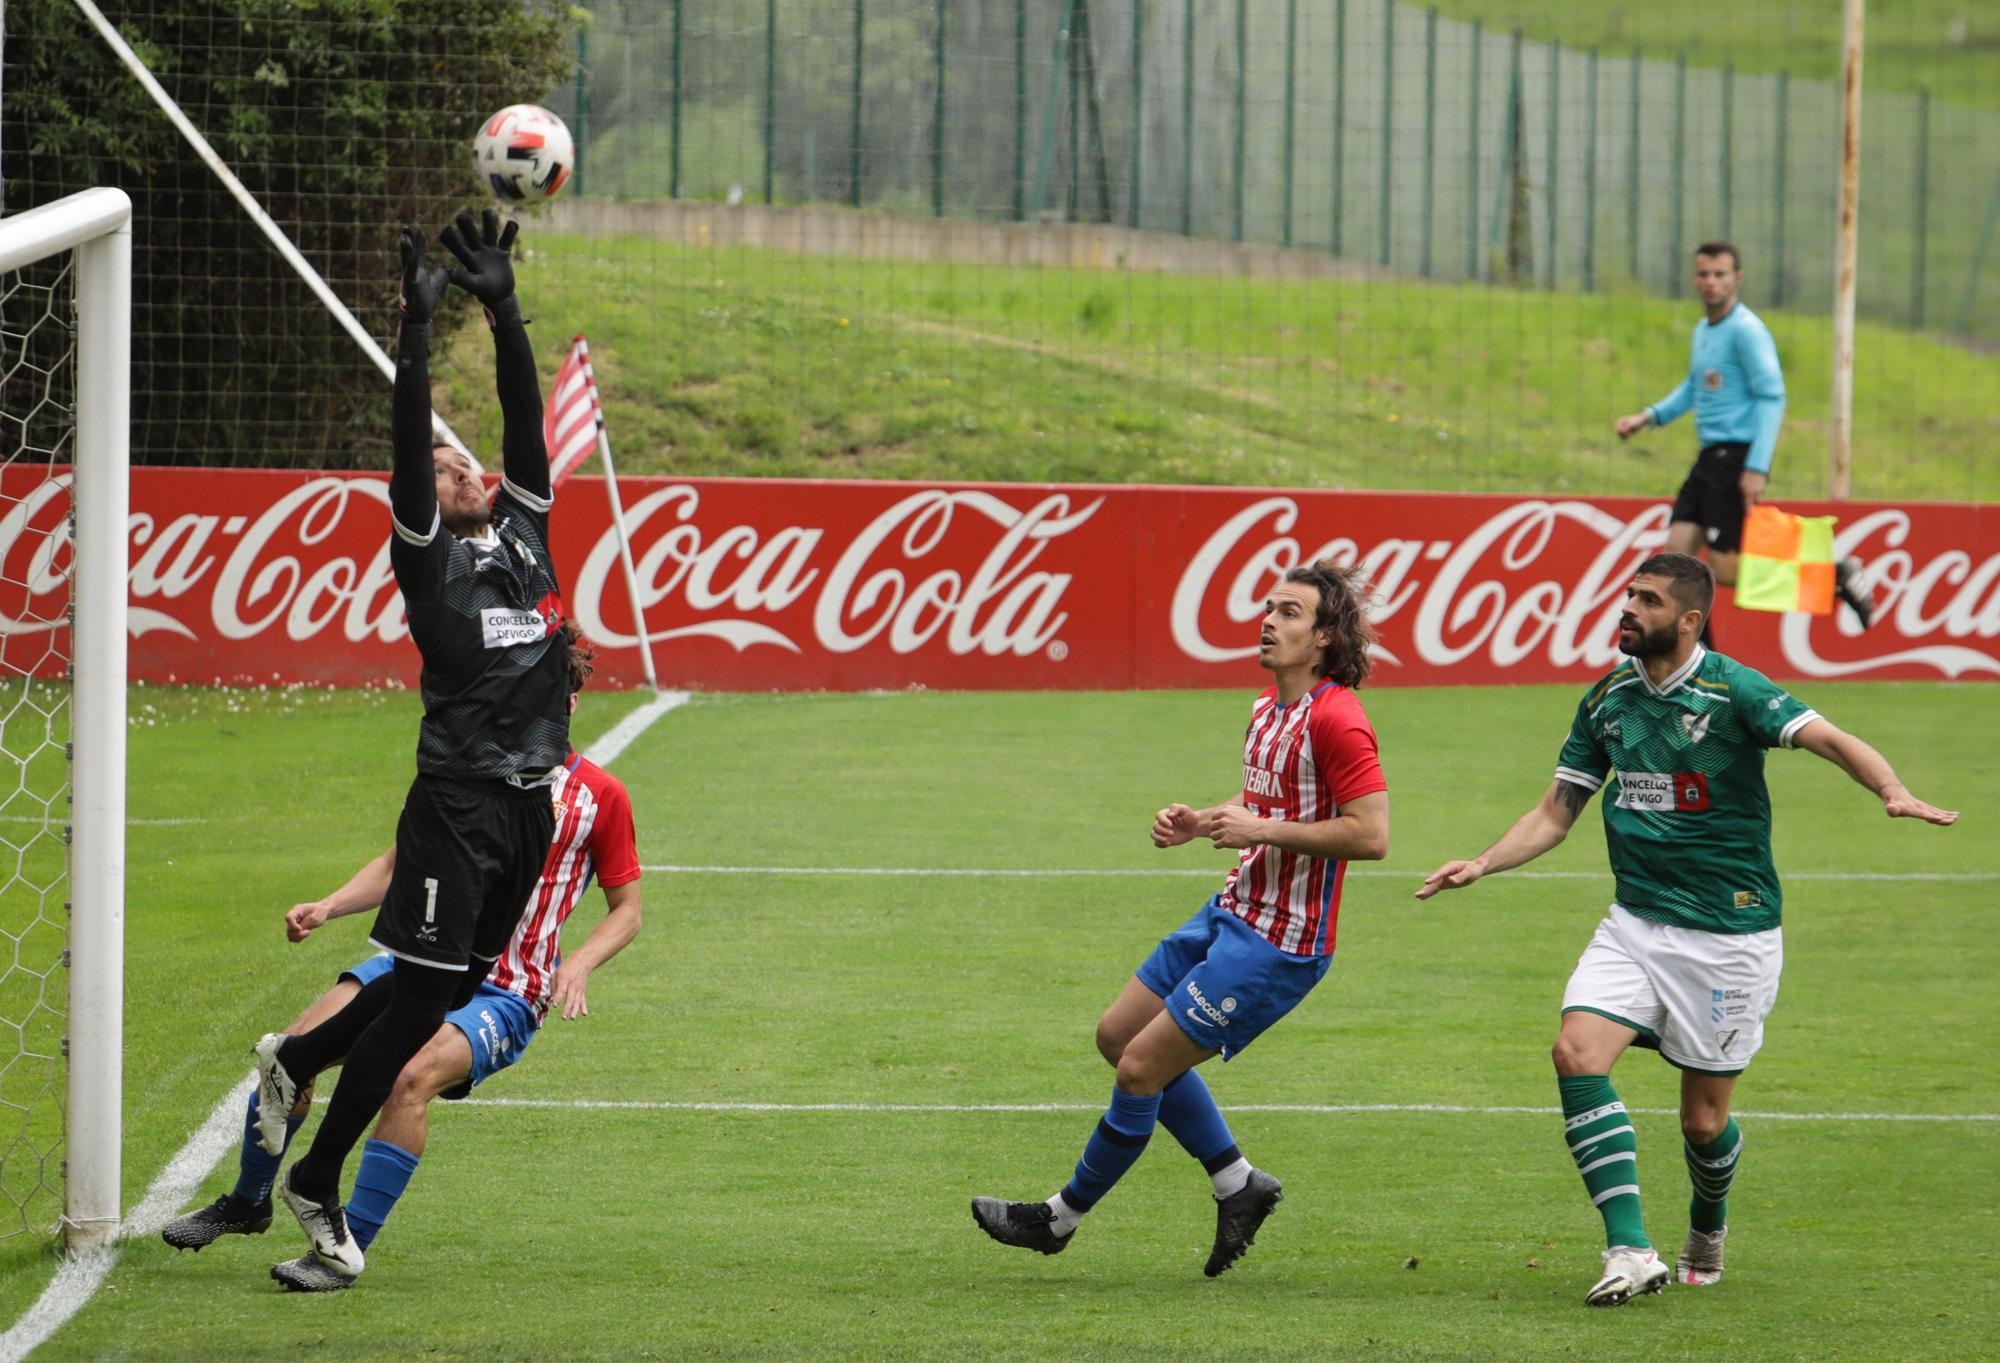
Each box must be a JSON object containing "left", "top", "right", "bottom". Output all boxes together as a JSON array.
[
  {"left": 584, "top": 689, "right": 689, "bottom": 768},
  {"left": 0, "top": 816, "right": 207, "bottom": 828},
  {"left": 639, "top": 863, "right": 1997, "bottom": 883},
  {"left": 0, "top": 1072, "right": 255, "bottom": 1363},
  {"left": 458, "top": 1096, "right": 1999, "bottom": 1124}
]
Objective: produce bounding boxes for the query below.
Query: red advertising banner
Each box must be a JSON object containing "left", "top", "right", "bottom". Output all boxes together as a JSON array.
[{"left": 3, "top": 468, "right": 1996, "bottom": 690}]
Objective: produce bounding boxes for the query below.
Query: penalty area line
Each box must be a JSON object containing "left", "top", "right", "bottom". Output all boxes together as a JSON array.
[
  {"left": 638, "top": 863, "right": 1998, "bottom": 884},
  {"left": 0, "top": 1072, "right": 255, "bottom": 1363},
  {"left": 584, "top": 689, "right": 690, "bottom": 769},
  {"left": 458, "top": 1097, "right": 2000, "bottom": 1124}
]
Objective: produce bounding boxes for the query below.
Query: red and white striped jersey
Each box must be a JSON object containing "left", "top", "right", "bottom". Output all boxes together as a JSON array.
[
  {"left": 1217, "top": 679, "right": 1386, "bottom": 956},
  {"left": 485, "top": 750, "right": 641, "bottom": 1021}
]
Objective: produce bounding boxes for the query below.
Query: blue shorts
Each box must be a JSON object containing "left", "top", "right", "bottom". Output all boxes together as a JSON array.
[
  {"left": 1135, "top": 897, "right": 1333, "bottom": 1060},
  {"left": 342, "top": 954, "right": 539, "bottom": 1099}
]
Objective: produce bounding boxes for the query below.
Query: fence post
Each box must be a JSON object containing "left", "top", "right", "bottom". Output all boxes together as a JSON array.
[
  {"left": 851, "top": 0, "right": 866, "bottom": 208},
  {"left": 1015, "top": 0, "right": 1028, "bottom": 221},
  {"left": 1182, "top": 0, "right": 1195, "bottom": 236},
  {"left": 1721, "top": 61, "right": 1734, "bottom": 239},
  {"left": 1627, "top": 46, "right": 1640, "bottom": 283},
  {"left": 1467, "top": 18, "right": 1481, "bottom": 278},
  {"left": 1546, "top": 38, "right": 1560, "bottom": 288},
  {"left": 1421, "top": 6, "right": 1436, "bottom": 275},
  {"left": 1034, "top": 0, "right": 1078, "bottom": 221},
  {"left": 1070, "top": 20, "right": 1082, "bottom": 220},
  {"left": 573, "top": 24, "right": 588, "bottom": 197},
  {"left": 1331, "top": 0, "right": 1346, "bottom": 254},
  {"left": 931, "top": 0, "right": 947, "bottom": 215},
  {"left": 1670, "top": 50, "right": 1685, "bottom": 297},
  {"left": 1584, "top": 46, "right": 1598, "bottom": 292},
  {"left": 763, "top": 0, "right": 777, "bottom": 203},
  {"left": 1774, "top": 68, "right": 1789, "bottom": 306},
  {"left": 1283, "top": 0, "right": 1298, "bottom": 247},
  {"left": 1379, "top": 0, "right": 1394, "bottom": 268},
  {"left": 1961, "top": 170, "right": 2000, "bottom": 334},
  {"left": 1234, "top": 0, "right": 1248, "bottom": 242},
  {"left": 670, "top": 0, "right": 684, "bottom": 199},
  {"left": 1131, "top": 0, "right": 1145, "bottom": 229},
  {"left": 1913, "top": 85, "right": 1929, "bottom": 327}
]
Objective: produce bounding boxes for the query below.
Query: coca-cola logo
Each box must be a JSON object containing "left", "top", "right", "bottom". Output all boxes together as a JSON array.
[{"left": 571, "top": 485, "right": 1100, "bottom": 660}]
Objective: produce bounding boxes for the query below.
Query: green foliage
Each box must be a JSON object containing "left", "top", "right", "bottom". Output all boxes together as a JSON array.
[{"left": 2, "top": 0, "right": 572, "bottom": 466}]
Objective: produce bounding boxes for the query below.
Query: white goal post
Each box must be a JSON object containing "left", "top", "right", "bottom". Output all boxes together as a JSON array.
[{"left": 0, "top": 188, "right": 131, "bottom": 1252}]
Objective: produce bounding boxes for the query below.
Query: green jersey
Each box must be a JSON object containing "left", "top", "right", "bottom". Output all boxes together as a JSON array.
[{"left": 1555, "top": 646, "right": 1820, "bottom": 934}]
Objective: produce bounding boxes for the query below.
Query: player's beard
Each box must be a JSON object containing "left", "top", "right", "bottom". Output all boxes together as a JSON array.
[
  {"left": 1617, "top": 618, "right": 1679, "bottom": 659},
  {"left": 440, "top": 500, "right": 492, "bottom": 539}
]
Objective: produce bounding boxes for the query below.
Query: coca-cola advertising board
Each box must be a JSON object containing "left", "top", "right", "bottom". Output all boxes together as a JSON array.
[{"left": 3, "top": 468, "right": 1996, "bottom": 690}]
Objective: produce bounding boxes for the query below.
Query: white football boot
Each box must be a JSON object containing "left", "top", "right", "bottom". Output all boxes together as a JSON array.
[
  {"left": 251, "top": 1033, "right": 301, "bottom": 1155},
  {"left": 1585, "top": 1245, "right": 1670, "bottom": 1306},
  {"left": 1676, "top": 1226, "right": 1728, "bottom": 1286}
]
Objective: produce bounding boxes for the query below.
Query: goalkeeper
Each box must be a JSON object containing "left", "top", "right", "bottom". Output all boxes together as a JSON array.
[{"left": 250, "top": 209, "right": 570, "bottom": 1281}]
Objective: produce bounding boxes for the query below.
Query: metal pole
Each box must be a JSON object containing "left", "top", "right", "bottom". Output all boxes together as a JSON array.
[
  {"left": 1016, "top": 0, "right": 1029, "bottom": 221},
  {"left": 1233, "top": 0, "right": 1247, "bottom": 242},
  {"left": 1070, "top": 18, "right": 1082, "bottom": 220},
  {"left": 1584, "top": 46, "right": 1598, "bottom": 291},
  {"left": 68, "top": 194, "right": 133, "bottom": 1253},
  {"left": 1913, "top": 86, "right": 1929, "bottom": 328},
  {"left": 671, "top": 0, "right": 684, "bottom": 199},
  {"left": 1331, "top": 0, "right": 1346, "bottom": 253},
  {"left": 1283, "top": 0, "right": 1298, "bottom": 247},
  {"left": 1720, "top": 61, "right": 1734, "bottom": 240},
  {"left": 1628, "top": 46, "right": 1641, "bottom": 283},
  {"left": 851, "top": 0, "right": 866, "bottom": 209},
  {"left": 1131, "top": 0, "right": 1144, "bottom": 228},
  {"left": 1670, "top": 51, "right": 1685, "bottom": 298},
  {"left": 1960, "top": 171, "right": 2000, "bottom": 334},
  {"left": 933, "top": 0, "right": 947, "bottom": 216},
  {"left": 1034, "top": 0, "right": 1078, "bottom": 221},
  {"left": 1421, "top": 6, "right": 1436, "bottom": 275},
  {"left": 1466, "top": 18, "right": 1480, "bottom": 278},
  {"left": 1830, "top": 0, "right": 1864, "bottom": 499},
  {"left": 1774, "top": 68, "right": 1789, "bottom": 307},
  {"left": 764, "top": 0, "right": 778, "bottom": 203},
  {"left": 1546, "top": 38, "right": 1560, "bottom": 288},
  {"left": 573, "top": 25, "right": 588, "bottom": 198},
  {"left": 596, "top": 429, "right": 660, "bottom": 691},
  {"left": 1379, "top": 0, "right": 1394, "bottom": 268},
  {"left": 1182, "top": 0, "right": 1195, "bottom": 236}
]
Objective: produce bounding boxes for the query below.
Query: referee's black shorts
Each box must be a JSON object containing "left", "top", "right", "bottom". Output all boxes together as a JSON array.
[
  {"left": 371, "top": 773, "right": 556, "bottom": 972},
  {"left": 1668, "top": 442, "right": 1752, "bottom": 554}
]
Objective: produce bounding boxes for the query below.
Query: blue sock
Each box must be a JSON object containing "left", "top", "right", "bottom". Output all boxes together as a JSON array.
[
  {"left": 1060, "top": 1088, "right": 1162, "bottom": 1212},
  {"left": 346, "top": 1139, "right": 421, "bottom": 1253},
  {"left": 1158, "top": 1069, "right": 1238, "bottom": 1168},
  {"left": 232, "top": 1091, "right": 305, "bottom": 1206}
]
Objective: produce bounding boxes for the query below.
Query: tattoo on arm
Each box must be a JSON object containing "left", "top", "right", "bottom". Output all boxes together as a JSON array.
[{"left": 1555, "top": 781, "right": 1593, "bottom": 816}]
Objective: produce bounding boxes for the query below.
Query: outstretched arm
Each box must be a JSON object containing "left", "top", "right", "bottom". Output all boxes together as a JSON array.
[
  {"left": 389, "top": 228, "right": 451, "bottom": 595},
  {"left": 286, "top": 845, "right": 398, "bottom": 942},
  {"left": 1793, "top": 720, "right": 1958, "bottom": 825},
  {"left": 547, "top": 880, "right": 644, "bottom": 1021},
  {"left": 440, "top": 208, "right": 550, "bottom": 506},
  {"left": 1415, "top": 779, "right": 1593, "bottom": 899}
]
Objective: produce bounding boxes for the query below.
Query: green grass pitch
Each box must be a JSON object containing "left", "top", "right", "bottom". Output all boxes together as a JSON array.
[{"left": 3, "top": 678, "right": 1995, "bottom": 1361}]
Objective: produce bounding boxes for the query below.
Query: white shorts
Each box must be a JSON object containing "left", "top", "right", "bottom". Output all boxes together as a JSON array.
[{"left": 1561, "top": 903, "right": 1783, "bottom": 1075}]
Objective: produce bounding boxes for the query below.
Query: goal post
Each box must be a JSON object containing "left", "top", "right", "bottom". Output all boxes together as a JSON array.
[{"left": 0, "top": 187, "right": 131, "bottom": 1252}]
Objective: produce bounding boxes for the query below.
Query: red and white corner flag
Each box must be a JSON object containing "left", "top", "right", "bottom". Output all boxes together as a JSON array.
[
  {"left": 544, "top": 335, "right": 602, "bottom": 492},
  {"left": 543, "top": 334, "right": 660, "bottom": 690}
]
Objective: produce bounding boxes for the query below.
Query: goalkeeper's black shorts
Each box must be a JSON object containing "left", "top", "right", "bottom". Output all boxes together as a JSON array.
[{"left": 1668, "top": 442, "right": 1751, "bottom": 554}]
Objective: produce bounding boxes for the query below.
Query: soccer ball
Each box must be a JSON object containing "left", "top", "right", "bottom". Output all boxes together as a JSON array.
[{"left": 473, "top": 105, "right": 574, "bottom": 204}]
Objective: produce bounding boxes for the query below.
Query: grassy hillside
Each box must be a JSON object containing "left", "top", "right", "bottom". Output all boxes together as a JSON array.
[{"left": 433, "top": 232, "right": 2000, "bottom": 502}]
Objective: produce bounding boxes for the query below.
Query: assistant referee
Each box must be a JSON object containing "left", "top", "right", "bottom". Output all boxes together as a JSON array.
[
  {"left": 1614, "top": 240, "right": 1873, "bottom": 641},
  {"left": 253, "top": 209, "right": 570, "bottom": 1278}
]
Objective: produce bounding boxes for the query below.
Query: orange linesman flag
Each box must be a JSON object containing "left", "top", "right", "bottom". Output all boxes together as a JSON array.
[{"left": 1735, "top": 504, "right": 1836, "bottom": 614}]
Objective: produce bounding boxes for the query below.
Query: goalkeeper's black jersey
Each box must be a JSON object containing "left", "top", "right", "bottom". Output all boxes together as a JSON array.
[{"left": 390, "top": 481, "right": 569, "bottom": 783}]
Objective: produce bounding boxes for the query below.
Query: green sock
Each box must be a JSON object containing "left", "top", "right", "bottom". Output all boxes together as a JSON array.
[
  {"left": 1558, "top": 1074, "right": 1648, "bottom": 1249},
  {"left": 1684, "top": 1118, "right": 1742, "bottom": 1234}
]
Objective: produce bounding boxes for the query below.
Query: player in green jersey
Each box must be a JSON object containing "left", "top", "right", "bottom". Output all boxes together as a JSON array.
[{"left": 1416, "top": 551, "right": 1956, "bottom": 1308}]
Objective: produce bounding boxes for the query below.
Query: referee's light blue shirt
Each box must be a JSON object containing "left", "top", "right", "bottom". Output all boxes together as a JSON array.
[{"left": 1646, "top": 302, "right": 1786, "bottom": 474}]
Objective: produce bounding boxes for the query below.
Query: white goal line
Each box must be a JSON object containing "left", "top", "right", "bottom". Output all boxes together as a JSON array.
[
  {"left": 639, "top": 863, "right": 1997, "bottom": 883},
  {"left": 454, "top": 1097, "right": 2000, "bottom": 1124}
]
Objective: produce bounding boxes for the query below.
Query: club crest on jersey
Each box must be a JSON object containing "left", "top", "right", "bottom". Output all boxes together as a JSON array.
[
  {"left": 1703, "top": 368, "right": 1724, "bottom": 391},
  {"left": 1681, "top": 711, "right": 1713, "bottom": 744}
]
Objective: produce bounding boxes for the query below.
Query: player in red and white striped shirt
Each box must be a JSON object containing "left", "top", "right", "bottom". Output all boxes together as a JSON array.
[
  {"left": 974, "top": 560, "right": 1388, "bottom": 1277},
  {"left": 163, "top": 627, "right": 644, "bottom": 1291}
]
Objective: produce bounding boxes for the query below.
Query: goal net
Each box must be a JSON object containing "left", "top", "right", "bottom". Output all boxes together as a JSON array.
[{"left": 0, "top": 189, "right": 131, "bottom": 1252}]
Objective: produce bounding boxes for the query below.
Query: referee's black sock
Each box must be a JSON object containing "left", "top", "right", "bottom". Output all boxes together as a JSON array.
[
  {"left": 287, "top": 961, "right": 458, "bottom": 1202},
  {"left": 276, "top": 971, "right": 396, "bottom": 1081}
]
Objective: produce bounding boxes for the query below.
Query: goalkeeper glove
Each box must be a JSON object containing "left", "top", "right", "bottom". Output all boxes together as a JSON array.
[
  {"left": 396, "top": 226, "right": 449, "bottom": 329},
  {"left": 440, "top": 207, "right": 521, "bottom": 312}
]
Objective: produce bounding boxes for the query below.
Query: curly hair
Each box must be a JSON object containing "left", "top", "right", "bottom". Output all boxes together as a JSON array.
[
  {"left": 1281, "top": 560, "right": 1378, "bottom": 688},
  {"left": 561, "top": 618, "right": 595, "bottom": 696}
]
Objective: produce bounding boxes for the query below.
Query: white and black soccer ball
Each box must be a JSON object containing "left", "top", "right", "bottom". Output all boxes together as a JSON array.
[{"left": 473, "top": 104, "right": 575, "bottom": 204}]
